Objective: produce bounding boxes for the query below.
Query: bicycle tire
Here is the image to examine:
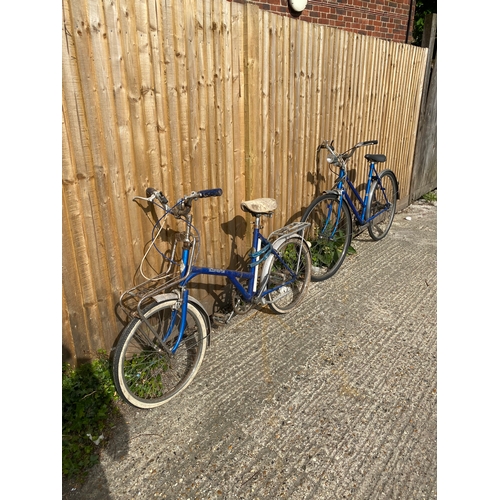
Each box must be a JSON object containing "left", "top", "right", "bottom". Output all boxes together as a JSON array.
[
  {"left": 300, "top": 193, "right": 352, "bottom": 281},
  {"left": 367, "top": 169, "right": 398, "bottom": 241},
  {"left": 113, "top": 299, "right": 207, "bottom": 409},
  {"left": 265, "top": 237, "right": 311, "bottom": 314}
]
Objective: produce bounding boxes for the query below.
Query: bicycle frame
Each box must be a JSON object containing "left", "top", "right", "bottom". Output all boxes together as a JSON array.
[
  {"left": 161, "top": 214, "right": 308, "bottom": 354},
  {"left": 330, "top": 161, "right": 390, "bottom": 227}
]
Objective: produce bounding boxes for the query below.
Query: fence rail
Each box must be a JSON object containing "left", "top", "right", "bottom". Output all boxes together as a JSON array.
[{"left": 62, "top": 0, "right": 428, "bottom": 364}]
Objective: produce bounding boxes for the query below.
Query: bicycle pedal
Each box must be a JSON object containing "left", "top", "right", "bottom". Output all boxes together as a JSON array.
[{"left": 212, "top": 311, "right": 234, "bottom": 325}]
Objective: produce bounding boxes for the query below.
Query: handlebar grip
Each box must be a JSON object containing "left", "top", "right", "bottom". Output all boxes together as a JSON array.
[
  {"left": 362, "top": 140, "right": 378, "bottom": 146},
  {"left": 198, "top": 188, "right": 223, "bottom": 198},
  {"left": 146, "top": 187, "right": 156, "bottom": 197}
]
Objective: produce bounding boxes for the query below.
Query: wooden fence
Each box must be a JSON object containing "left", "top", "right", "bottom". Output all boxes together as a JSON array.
[{"left": 62, "top": 0, "right": 428, "bottom": 365}]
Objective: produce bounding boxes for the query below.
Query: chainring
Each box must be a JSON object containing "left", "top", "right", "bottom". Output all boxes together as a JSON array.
[{"left": 231, "top": 284, "right": 253, "bottom": 315}]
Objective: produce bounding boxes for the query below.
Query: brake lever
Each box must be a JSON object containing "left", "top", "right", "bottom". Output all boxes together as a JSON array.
[{"left": 133, "top": 194, "right": 156, "bottom": 203}]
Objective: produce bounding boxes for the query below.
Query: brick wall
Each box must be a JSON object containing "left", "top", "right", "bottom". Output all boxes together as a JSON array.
[{"left": 227, "top": 0, "right": 416, "bottom": 43}]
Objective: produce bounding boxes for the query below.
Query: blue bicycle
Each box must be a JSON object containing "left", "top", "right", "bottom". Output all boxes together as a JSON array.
[
  {"left": 113, "top": 187, "right": 312, "bottom": 409},
  {"left": 301, "top": 139, "right": 399, "bottom": 281}
]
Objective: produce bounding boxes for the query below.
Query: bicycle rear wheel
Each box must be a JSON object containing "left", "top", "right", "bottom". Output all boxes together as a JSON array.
[
  {"left": 367, "top": 169, "right": 398, "bottom": 241},
  {"left": 300, "top": 193, "right": 352, "bottom": 281},
  {"left": 113, "top": 299, "right": 207, "bottom": 409},
  {"left": 266, "top": 237, "right": 311, "bottom": 314}
]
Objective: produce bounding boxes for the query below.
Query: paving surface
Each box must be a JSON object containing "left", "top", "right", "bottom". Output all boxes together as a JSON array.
[{"left": 64, "top": 200, "right": 437, "bottom": 500}]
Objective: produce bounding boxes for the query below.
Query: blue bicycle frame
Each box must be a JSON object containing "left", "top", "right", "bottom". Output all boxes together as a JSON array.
[
  {"left": 322, "top": 161, "right": 389, "bottom": 239},
  {"left": 168, "top": 216, "right": 303, "bottom": 353}
]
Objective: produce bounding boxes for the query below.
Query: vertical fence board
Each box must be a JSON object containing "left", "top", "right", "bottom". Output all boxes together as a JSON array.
[
  {"left": 227, "top": 1, "right": 247, "bottom": 267},
  {"left": 272, "top": 15, "right": 283, "bottom": 218},
  {"left": 280, "top": 17, "right": 291, "bottom": 220}
]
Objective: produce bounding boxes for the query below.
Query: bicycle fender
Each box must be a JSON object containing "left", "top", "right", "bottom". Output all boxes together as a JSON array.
[
  {"left": 153, "top": 291, "right": 180, "bottom": 303},
  {"left": 259, "top": 233, "right": 306, "bottom": 281},
  {"left": 153, "top": 292, "right": 212, "bottom": 342},
  {"left": 323, "top": 188, "right": 342, "bottom": 197}
]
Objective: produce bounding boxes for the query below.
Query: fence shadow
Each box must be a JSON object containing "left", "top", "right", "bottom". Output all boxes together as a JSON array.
[{"left": 62, "top": 346, "right": 130, "bottom": 499}]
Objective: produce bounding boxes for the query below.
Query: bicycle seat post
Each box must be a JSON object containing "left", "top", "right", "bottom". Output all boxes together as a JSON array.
[
  {"left": 253, "top": 214, "right": 262, "bottom": 231},
  {"left": 251, "top": 214, "right": 262, "bottom": 293}
]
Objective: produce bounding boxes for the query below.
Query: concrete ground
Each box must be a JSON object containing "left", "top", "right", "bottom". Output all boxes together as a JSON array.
[{"left": 64, "top": 199, "right": 437, "bottom": 500}]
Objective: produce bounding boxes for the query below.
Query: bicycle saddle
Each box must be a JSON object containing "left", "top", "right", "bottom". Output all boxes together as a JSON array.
[
  {"left": 365, "top": 154, "right": 386, "bottom": 163},
  {"left": 241, "top": 198, "right": 277, "bottom": 217}
]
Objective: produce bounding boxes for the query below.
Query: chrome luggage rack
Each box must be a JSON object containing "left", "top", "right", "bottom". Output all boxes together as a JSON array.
[{"left": 268, "top": 221, "right": 310, "bottom": 242}]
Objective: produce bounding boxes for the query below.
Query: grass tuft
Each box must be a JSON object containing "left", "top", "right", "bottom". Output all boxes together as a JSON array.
[{"left": 421, "top": 190, "right": 437, "bottom": 203}]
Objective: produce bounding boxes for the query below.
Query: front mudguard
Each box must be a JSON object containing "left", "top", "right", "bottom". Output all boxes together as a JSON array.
[{"left": 323, "top": 188, "right": 342, "bottom": 197}]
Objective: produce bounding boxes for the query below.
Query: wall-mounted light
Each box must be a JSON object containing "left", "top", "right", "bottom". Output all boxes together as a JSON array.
[{"left": 288, "top": 0, "right": 308, "bottom": 13}]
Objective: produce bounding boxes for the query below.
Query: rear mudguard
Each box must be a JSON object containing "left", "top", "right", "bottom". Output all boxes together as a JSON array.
[
  {"left": 153, "top": 291, "right": 212, "bottom": 345},
  {"left": 259, "top": 232, "right": 308, "bottom": 283}
]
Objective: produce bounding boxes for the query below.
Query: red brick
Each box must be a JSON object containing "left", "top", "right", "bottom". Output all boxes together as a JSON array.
[{"left": 224, "top": 0, "right": 414, "bottom": 44}]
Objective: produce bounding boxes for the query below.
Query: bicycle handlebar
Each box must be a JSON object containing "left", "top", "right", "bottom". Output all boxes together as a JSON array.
[
  {"left": 143, "top": 186, "right": 223, "bottom": 207},
  {"left": 320, "top": 139, "right": 378, "bottom": 164}
]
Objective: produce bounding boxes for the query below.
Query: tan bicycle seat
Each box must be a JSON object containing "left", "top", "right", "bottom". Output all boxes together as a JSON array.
[{"left": 240, "top": 198, "right": 277, "bottom": 217}]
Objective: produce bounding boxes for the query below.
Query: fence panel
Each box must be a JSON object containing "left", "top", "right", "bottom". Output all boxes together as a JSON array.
[{"left": 62, "top": 0, "right": 428, "bottom": 364}]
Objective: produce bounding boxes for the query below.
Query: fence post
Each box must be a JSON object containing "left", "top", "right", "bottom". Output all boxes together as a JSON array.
[
  {"left": 419, "top": 13, "right": 437, "bottom": 113},
  {"left": 409, "top": 13, "right": 437, "bottom": 203}
]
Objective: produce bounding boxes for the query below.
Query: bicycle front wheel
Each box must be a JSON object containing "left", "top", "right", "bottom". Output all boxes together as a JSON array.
[
  {"left": 113, "top": 299, "right": 207, "bottom": 409},
  {"left": 266, "top": 237, "right": 311, "bottom": 314},
  {"left": 367, "top": 169, "right": 398, "bottom": 241},
  {"left": 301, "top": 193, "right": 352, "bottom": 281}
]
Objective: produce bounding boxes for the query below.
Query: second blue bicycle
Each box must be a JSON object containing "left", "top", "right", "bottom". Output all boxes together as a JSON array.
[{"left": 301, "top": 139, "right": 399, "bottom": 281}]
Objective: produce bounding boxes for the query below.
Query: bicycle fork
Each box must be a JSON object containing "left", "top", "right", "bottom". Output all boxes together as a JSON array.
[
  {"left": 148, "top": 213, "right": 197, "bottom": 355},
  {"left": 168, "top": 215, "right": 198, "bottom": 354}
]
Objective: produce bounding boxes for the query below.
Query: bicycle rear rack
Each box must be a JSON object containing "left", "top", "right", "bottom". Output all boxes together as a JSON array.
[{"left": 268, "top": 221, "right": 310, "bottom": 242}]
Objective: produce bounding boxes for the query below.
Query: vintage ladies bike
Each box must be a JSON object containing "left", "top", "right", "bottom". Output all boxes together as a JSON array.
[
  {"left": 301, "top": 140, "right": 399, "bottom": 281},
  {"left": 113, "top": 187, "right": 311, "bottom": 409}
]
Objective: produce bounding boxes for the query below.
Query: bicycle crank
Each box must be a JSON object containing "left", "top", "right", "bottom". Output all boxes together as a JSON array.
[{"left": 232, "top": 286, "right": 254, "bottom": 315}]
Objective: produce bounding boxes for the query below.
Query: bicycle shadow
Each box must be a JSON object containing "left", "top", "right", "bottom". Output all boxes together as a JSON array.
[
  {"left": 220, "top": 215, "right": 248, "bottom": 264},
  {"left": 208, "top": 215, "right": 250, "bottom": 317}
]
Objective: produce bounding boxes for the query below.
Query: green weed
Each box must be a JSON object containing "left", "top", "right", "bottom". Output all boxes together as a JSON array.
[
  {"left": 422, "top": 190, "right": 437, "bottom": 203},
  {"left": 309, "top": 230, "right": 355, "bottom": 269},
  {"left": 62, "top": 350, "right": 119, "bottom": 480}
]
